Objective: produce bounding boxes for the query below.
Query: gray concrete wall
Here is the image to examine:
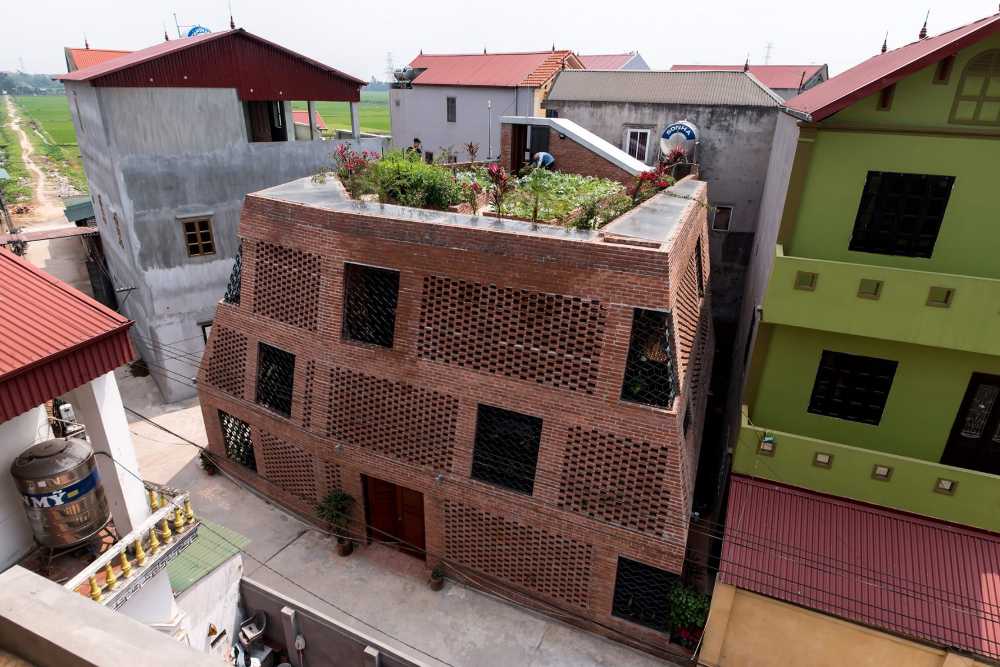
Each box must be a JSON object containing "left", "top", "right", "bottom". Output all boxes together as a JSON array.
[
  {"left": 390, "top": 85, "right": 534, "bottom": 160},
  {"left": 67, "top": 84, "right": 386, "bottom": 402}
]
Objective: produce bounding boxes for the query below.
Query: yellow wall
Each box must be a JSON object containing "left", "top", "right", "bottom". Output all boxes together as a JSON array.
[{"left": 699, "top": 584, "right": 991, "bottom": 667}]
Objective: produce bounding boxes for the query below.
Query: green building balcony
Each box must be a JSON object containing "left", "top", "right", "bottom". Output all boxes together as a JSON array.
[
  {"left": 763, "top": 245, "right": 1000, "bottom": 357},
  {"left": 733, "top": 406, "right": 1000, "bottom": 533}
]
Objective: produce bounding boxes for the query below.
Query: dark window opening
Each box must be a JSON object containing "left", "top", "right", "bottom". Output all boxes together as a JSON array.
[
  {"left": 256, "top": 342, "right": 295, "bottom": 417},
  {"left": 849, "top": 171, "right": 954, "bottom": 258},
  {"left": 808, "top": 350, "right": 898, "bottom": 425},
  {"left": 181, "top": 217, "right": 215, "bottom": 257},
  {"left": 934, "top": 56, "right": 955, "bottom": 84},
  {"left": 446, "top": 96, "right": 456, "bottom": 123},
  {"left": 223, "top": 242, "right": 242, "bottom": 305},
  {"left": 695, "top": 238, "right": 705, "bottom": 297},
  {"left": 246, "top": 101, "right": 288, "bottom": 142},
  {"left": 219, "top": 410, "right": 256, "bottom": 472},
  {"left": 611, "top": 556, "right": 678, "bottom": 633},
  {"left": 342, "top": 263, "right": 400, "bottom": 347},
  {"left": 527, "top": 125, "right": 549, "bottom": 160},
  {"left": 621, "top": 308, "right": 677, "bottom": 409},
  {"left": 544, "top": 109, "right": 559, "bottom": 118},
  {"left": 470, "top": 404, "right": 542, "bottom": 495},
  {"left": 877, "top": 84, "right": 895, "bottom": 111},
  {"left": 712, "top": 206, "right": 733, "bottom": 231}
]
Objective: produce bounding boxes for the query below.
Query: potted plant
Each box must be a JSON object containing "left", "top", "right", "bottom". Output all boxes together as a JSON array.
[
  {"left": 316, "top": 490, "right": 356, "bottom": 556},
  {"left": 428, "top": 563, "right": 446, "bottom": 591},
  {"left": 199, "top": 450, "right": 217, "bottom": 476}
]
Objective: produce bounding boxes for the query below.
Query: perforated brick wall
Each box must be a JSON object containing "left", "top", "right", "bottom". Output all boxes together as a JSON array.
[
  {"left": 673, "top": 245, "right": 702, "bottom": 393},
  {"left": 259, "top": 430, "right": 318, "bottom": 503},
  {"left": 205, "top": 326, "right": 247, "bottom": 398},
  {"left": 558, "top": 426, "right": 672, "bottom": 535},
  {"left": 253, "top": 240, "right": 321, "bottom": 330},
  {"left": 326, "top": 366, "right": 458, "bottom": 471},
  {"left": 417, "top": 275, "right": 607, "bottom": 394},
  {"left": 444, "top": 500, "right": 594, "bottom": 608}
]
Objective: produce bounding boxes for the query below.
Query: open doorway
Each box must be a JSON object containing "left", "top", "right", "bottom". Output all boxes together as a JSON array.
[{"left": 362, "top": 475, "right": 426, "bottom": 560}]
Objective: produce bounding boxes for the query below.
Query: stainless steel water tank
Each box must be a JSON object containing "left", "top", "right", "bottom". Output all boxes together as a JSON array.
[{"left": 10, "top": 438, "right": 111, "bottom": 548}]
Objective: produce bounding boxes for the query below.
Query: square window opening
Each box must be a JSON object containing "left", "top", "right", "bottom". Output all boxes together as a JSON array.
[
  {"left": 180, "top": 217, "right": 216, "bottom": 257},
  {"left": 712, "top": 206, "right": 733, "bottom": 231},
  {"left": 620, "top": 308, "right": 677, "bottom": 409},
  {"left": 342, "top": 263, "right": 400, "bottom": 347},
  {"left": 857, "top": 278, "right": 883, "bottom": 300},
  {"left": 927, "top": 286, "right": 955, "bottom": 308},
  {"left": 794, "top": 271, "right": 818, "bottom": 291},
  {"left": 625, "top": 129, "right": 650, "bottom": 162},
  {"left": 849, "top": 171, "right": 954, "bottom": 258},
  {"left": 470, "top": 404, "right": 542, "bottom": 495},
  {"left": 255, "top": 342, "right": 295, "bottom": 417},
  {"left": 611, "top": 557, "right": 679, "bottom": 633},
  {"left": 808, "top": 350, "right": 898, "bottom": 425}
]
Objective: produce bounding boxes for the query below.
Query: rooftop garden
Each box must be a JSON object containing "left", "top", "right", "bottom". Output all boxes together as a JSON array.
[{"left": 319, "top": 146, "right": 679, "bottom": 231}]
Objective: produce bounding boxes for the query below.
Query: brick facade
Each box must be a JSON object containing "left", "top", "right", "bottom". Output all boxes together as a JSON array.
[
  {"left": 198, "top": 181, "right": 713, "bottom": 655},
  {"left": 500, "top": 123, "right": 636, "bottom": 185}
]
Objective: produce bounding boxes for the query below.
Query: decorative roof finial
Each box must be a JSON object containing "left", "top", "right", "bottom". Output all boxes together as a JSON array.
[
  {"left": 743, "top": 55, "right": 749, "bottom": 72},
  {"left": 84, "top": 34, "right": 89, "bottom": 49},
  {"left": 164, "top": 30, "right": 170, "bottom": 41},
  {"left": 881, "top": 32, "right": 888, "bottom": 53},
  {"left": 230, "top": 14, "right": 236, "bottom": 29},
  {"left": 919, "top": 11, "right": 929, "bottom": 39},
  {"left": 483, "top": 47, "right": 487, "bottom": 54},
  {"left": 552, "top": 42, "right": 556, "bottom": 52}
]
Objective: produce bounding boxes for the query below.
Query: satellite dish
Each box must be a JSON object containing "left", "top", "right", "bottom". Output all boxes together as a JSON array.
[
  {"left": 187, "top": 25, "right": 211, "bottom": 36},
  {"left": 660, "top": 120, "right": 699, "bottom": 158}
]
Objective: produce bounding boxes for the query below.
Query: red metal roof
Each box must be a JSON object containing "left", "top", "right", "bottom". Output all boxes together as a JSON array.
[
  {"left": 57, "top": 29, "right": 364, "bottom": 102},
  {"left": 721, "top": 476, "right": 1000, "bottom": 660},
  {"left": 785, "top": 12, "right": 1000, "bottom": 121},
  {"left": 291, "top": 110, "right": 327, "bottom": 130},
  {"left": 579, "top": 53, "right": 635, "bottom": 69},
  {"left": 409, "top": 51, "right": 581, "bottom": 87},
  {"left": 65, "top": 47, "right": 132, "bottom": 72},
  {"left": 0, "top": 248, "right": 134, "bottom": 422},
  {"left": 670, "top": 64, "right": 826, "bottom": 90}
]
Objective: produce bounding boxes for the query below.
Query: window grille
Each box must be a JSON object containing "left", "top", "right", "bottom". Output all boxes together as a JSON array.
[
  {"left": 446, "top": 96, "right": 456, "bottom": 123},
  {"left": 620, "top": 308, "right": 677, "bottom": 409},
  {"left": 181, "top": 217, "right": 215, "bottom": 257},
  {"left": 342, "top": 263, "right": 399, "bottom": 347},
  {"left": 219, "top": 410, "right": 255, "bottom": 472},
  {"left": 950, "top": 50, "right": 1000, "bottom": 126},
  {"left": 849, "top": 171, "right": 954, "bottom": 258},
  {"left": 808, "top": 350, "right": 898, "bottom": 425},
  {"left": 471, "top": 404, "right": 543, "bottom": 495},
  {"left": 256, "top": 342, "right": 295, "bottom": 418},
  {"left": 611, "top": 556, "right": 679, "bottom": 633},
  {"left": 223, "top": 243, "right": 242, "bottom": 304}
]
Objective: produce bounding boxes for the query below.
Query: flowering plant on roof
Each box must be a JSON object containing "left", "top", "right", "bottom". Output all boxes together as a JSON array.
[
  {"left": 486, "top": 163, "right": 512, "bottom": 216},
  {"left": 332, "top": 143, "right": 376, "bottom": 180}
]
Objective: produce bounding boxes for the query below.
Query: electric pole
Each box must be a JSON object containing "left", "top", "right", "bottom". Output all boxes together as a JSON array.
[{"left": 763, "top": 42, "right": 774, "bottom": 65}]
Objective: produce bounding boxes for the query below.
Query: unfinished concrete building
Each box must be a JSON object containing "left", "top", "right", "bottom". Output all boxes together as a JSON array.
[{"left": 58, "top": 29, "right": 387, "bottom": 401}]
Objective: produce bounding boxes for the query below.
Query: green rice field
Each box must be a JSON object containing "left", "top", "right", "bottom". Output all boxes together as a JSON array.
[
  {"left": 292, "top": 90, "right": 390, "bottom": 135},
  {"left": 14, "top": 95, "right": 88, "bottom": 192}
]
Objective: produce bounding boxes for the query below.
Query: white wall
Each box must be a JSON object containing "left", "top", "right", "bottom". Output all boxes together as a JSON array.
[
  {"left": 0, "top": 407, "right": 50, "bottom": 571},
  {"left": 176, "top": 553, "right": 243, "bottom": 656}
]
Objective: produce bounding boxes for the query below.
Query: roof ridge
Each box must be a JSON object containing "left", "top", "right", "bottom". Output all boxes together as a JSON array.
[
  {"left": 417, "top": 50, "right": 567, "bottom": 57},
  {"left": 883, "top": 11, "right": 999, "bottom": 54}
]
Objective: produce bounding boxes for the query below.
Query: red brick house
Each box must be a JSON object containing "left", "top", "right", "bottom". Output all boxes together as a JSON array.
[{"left": 197, "top": 171, "right": 713, "bottom": 653}]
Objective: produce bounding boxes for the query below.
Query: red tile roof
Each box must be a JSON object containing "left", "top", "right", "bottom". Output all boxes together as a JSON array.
[
  {"left": 409, "top": 51, "right": 581, "bottom": 87},
  {"left": 579, "top": 53, "right": 635, "bottom": 69},
  {"left": 65, "top": 47, "right": 132, "bottom": 72},
  {"left": 0, "top": 248, "right": 134, "bottom": 421},
  {"left": 721, "top": 476, "right": 1000, "bottom": 660},
  {"left": 670, "top": 64, "right": 825, "bottom": 90},
  {"left": 785, "top": 12, "right": 1000, "bottom": 121},
  {"left": 291, "top": 110, "right": 326, "bottom": 130}
]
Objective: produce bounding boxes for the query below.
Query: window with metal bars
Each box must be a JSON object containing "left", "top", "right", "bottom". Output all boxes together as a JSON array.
[
  {"left": 849, "top": 171, "right": 954, "bottom": 258},
  {"left": 611, "top": 556, "right": 678, "bottom": 633},
  {"left": 256, "top": 342, "right": 295, "bottom": 418},
  {"left": 342, "top": 263, "right": 400, "bottom": 347},
  {"left": 808, "top": 350, "right": 898, "bottom": 425},
  {"left": 223, "top": 243, "right": 242, "bottom": 305},
  {"left": 620, "top": 308, "right": 677, "bottom": 409},
  {"left": 180, "top": 217, "right": 216, "bottom": 257},
  {"left": 219, "top": 410, "right": 256, "bottom": 472},
  {"left": 470, "top": 404, "right": 542, "bottom": 495}
]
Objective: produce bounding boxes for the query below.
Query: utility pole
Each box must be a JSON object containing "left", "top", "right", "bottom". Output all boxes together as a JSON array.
[{"left": 763, "top": 42, "right": 774, "bottom": 65}]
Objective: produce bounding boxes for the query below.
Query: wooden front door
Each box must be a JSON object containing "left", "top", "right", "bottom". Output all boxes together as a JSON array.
[
  {"left": 941, "top": 373, "right": 1000, "bottom": 475},
  {"left": 362, "top": 476, "right": 426, "bottom": 560}
]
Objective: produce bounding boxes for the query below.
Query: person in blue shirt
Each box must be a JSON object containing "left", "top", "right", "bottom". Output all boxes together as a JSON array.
[{"left": 533, "top": 151, "right": 555, "bottom": 169}]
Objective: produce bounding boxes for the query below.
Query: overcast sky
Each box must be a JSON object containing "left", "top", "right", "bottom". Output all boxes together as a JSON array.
[{"left": 1, "top": 0, "right": 996, "bottom": 79}]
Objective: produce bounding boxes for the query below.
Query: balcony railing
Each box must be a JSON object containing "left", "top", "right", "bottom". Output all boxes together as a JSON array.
[
  {"left": 733, "top": 406, "right": 1000, "bottom": 533},
  {"left": 763, "top": 245, "right": 1000, "bottom": 357},
  {"left": 64, "top": 485, "right": 199, "bottom": 609}
]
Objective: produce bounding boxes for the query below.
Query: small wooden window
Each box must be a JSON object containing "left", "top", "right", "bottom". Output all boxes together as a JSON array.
[
  {"left": 181, "top": 217, "right": 216, "bottom": 257},
  {"left": 446, "top": 97, "right": 456, "bottom": 123},
  {"left": 877, "top": 84, "right": 895, "bottom": 111},
  {"left": 712, "top": 206, "right": 734, "bottom": 231},
  {"left": 933, "top": 56, "right": 955, "bottom": 85}
]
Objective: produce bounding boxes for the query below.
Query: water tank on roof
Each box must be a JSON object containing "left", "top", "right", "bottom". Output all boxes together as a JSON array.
[
  {"left": 11, "top": 438, "right": 111, "bottom": 548},
  {"left": 660, "top": 120, "right": 699, "bottom": 159}
]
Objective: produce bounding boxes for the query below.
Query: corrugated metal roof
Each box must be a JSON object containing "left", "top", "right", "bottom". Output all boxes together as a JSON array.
[
  {"left": 546, "top": 70, "right": 783, "bottom": 107},
  {"left": 409, "top": 51, "right": 580, "bottom": 87},
  {"left": 167, "top": 519, "right": 248, "bottom": 594},
  {"left": 57, "top": 29, "right": 364, "bottom": 102},
  {"left": 670, "top": 64, "right": 826, "bottom": 90},
  {"left": 65, "top": 47, "right": 132, "bottom": 72},
  {"left": 0, "top": 248, "right": 134, "bottom": 421},
  {"left": 579, "top": 54, "right": 636, "bottom": 69},
  {"left": 721, "top": 476, "right": 1000, "bottom": 660},
  {"left": 785, "top": 12, "right": 1000, "bottom": 121}
]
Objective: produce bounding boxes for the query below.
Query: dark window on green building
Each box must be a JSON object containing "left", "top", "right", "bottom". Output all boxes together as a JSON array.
[
  {"left": 808, "top": 350, "right": 898, "bottom": 425},
  {"left": 470, "top": 404, "right": 542, "bottom": 495},
  {"left": 849, "top": 171, "right": 954, "bottom": 258}
]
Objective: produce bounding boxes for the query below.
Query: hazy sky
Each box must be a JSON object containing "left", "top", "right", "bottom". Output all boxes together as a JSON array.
[{"left": 1, "top": 0, "right": 997, "bottom": 79}]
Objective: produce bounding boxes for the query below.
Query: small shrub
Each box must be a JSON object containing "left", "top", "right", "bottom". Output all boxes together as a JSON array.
[
  {"left": 485, "top": 163, "right": 513, "bottom": 215},
  {"left": 465, "top": 142, "right": 480, "bottom": 162},
  {"left": 316, "top": 490, "right": 355, "bottom": 539},
  {"left": 667, "top": 583, "right": 711, "bottom": 644},
  {"left": 369, "top": 150, "right": 463, "bottom": 209}
]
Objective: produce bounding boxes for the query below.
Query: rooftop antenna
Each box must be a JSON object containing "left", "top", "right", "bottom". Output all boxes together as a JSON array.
[
  {"left": 919, "top": 10, "right": 929, "bottom": 39},
  {"left": 229, "top": 0, "right": 235, "bottom": 29},
  {"left": 173, "top": 12, "right": 183, "bottom": 39},
  {"left": 483, "top": 47, "right": 487, "bottom": 54},
  {"left": 552, "top": 42, "right": 556, "bottom": 52},
  {"left": 881, "top": 32, "right": 888, "bottom": 53},
  {"left": 763, "top": 41, "right": 774, "bottom": 65}
]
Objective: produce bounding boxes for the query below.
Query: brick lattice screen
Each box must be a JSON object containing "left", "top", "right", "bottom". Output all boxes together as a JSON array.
[
  {"left": 326, "top": 367, "right": 458, "bottom": 471},
  {"left": 673, "top": 246, "right": 703, "bottom": 391},
  {"left": 253, "top": 241, "right": 321, "bottom": 331},
  {"left": 260, "top": 430, "right": 318, "bottom": 503},
  {"left": 444, "top": 501, "right": 593, "bottom": 608},
  {"left": 417, "top": 275, "right": 607, "bottom": 394},
  {"left": 558, "top": 426, "right": 671, "bottom": 535},
  {"left": 206, "top": 327, "right": 247, "bottom": 398}
]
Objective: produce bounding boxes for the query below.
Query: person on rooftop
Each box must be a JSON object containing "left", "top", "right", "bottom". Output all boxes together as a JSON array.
[{"left": 407, "top": 137, "right": 423, "bottom": 157}]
